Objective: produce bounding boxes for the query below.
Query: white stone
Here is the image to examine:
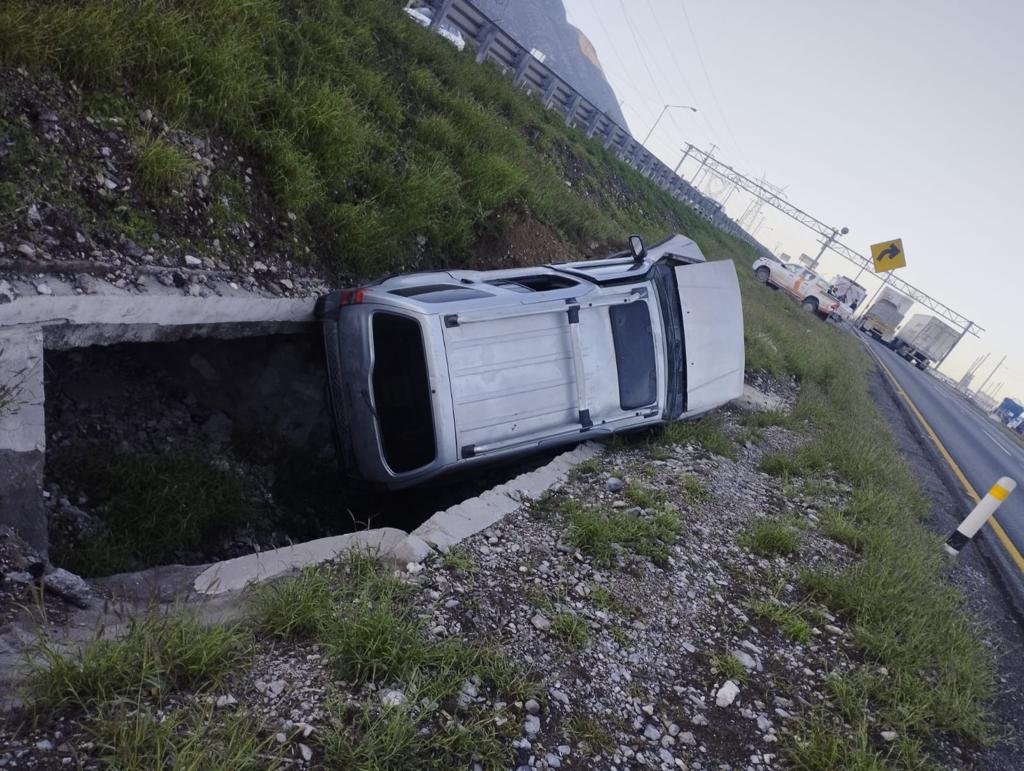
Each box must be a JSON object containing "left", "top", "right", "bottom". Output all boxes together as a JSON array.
[
  {"left": 715, "top": 680, "right": 740, "bottom": 707},
  {"left": 183, "top": 254, "right": 202, "bottom": 268},
  {"left": 880, "top": 731, "right": 898, "bottom": 742},
  {"left": 524, "top": 714, "right": 541, "bottom": 737},
  {"left": 531, "top": 613, "right": 551, "bottom": 632},
  {"left": 380, "top": 689, "right": 406, "bottom": 707}
]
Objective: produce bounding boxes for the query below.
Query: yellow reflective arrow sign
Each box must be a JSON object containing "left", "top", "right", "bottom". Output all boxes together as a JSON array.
[{"left": 870, "top": 239, "right": 906, "bottom": 273}]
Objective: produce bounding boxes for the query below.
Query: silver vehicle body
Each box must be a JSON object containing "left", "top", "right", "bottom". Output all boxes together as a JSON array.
[{"left": 316, "top": 235, "right": 744, "bottom": 489}]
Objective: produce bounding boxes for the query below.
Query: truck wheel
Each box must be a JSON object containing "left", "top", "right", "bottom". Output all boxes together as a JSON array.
[
  {"left": 801, "top": 298, "right": 819, "bottom": 314},
  {"left": 755, "top": 266, "right": 770, "bottom": 283}
]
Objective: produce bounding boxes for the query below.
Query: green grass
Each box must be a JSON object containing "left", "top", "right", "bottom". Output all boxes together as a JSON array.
[
  {"left": 26, "top": 611, "right": 252, "bottom": 714},
  {"left": 588, "top": 585, "right": 632, "bottom": 616},
  {"left": 566, "top": 714, "right": 616, "bottom": 756},
  {"left": 740, "top": 519, "right": 801, "bottom": 557},
  {"left": 623, "top": 483, "right": 665, "bottom": 510},
  {"left": 679, "top": 475, "right": 711, "bottom": 504},
  {"left": 0, "top": 0, "right": 739, "bottom": 277},
  {"left": 550, "top": 612, "right": 590, "bottom": 650},
  {"left": 441, "top": 547, "right": 476, "bottom": 574},
  {"left": 133, "top": 133, "right": 198, "bottom": 197},
  {"left": 747, "top": 597, "right": 813, "bottom": 644},
  {"left": 820, "top": 508, "right": 865, "bottom": 552},
  {"left": 52, "top": 448, "right": 263, "bottom": 576},
  {"left": 562, "top": 500, "right": 681, "bottom": 567},
  {"left": 90, "top": 702, "right": 283, "bottom": 771},
  {"left": 709, "top": 652, "right": 750, "bottom": 684},
  {"left": 247, "top": 553, "right": 530, "bottom": 769},
  {"left": 569, "top": 457, "right": 604, "bottom": 479},
  {"left": 656, "top": 414, "right": 736, "bottom": 459}
]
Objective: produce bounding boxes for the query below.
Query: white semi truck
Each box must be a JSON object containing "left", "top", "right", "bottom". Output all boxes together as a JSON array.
[
  {"left": 859, "top": 287, "right": 913, "bottom": 344},
  {"left": 892, "top": 314, "right": 959, "bottom": 370}
]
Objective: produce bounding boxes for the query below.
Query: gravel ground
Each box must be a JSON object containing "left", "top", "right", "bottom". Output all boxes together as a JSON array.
[{"left": 1, "top": 379, "right": 879, "bottom": 770}]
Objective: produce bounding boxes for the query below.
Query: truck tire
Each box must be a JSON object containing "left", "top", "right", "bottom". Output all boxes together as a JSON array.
[
  {"left": 801, "top": 297, "right": 819, "bottom": 314},
  {"left": 755, "top": 266, "right": 770, "bottom": 283}
]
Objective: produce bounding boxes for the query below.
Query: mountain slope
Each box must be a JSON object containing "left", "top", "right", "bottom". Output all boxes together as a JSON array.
[{"left": 471, "top": 0, "right": 628, "bottom": 128}]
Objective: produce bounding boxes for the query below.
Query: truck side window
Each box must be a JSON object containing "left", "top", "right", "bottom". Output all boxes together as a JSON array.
[{"left": 609, "top": 302, "right": 657, "bottom": 410}]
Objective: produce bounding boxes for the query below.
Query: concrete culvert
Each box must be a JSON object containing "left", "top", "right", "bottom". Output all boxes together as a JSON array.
[{"left": 42, "top": 335, "right": 560, "bottom": 578}]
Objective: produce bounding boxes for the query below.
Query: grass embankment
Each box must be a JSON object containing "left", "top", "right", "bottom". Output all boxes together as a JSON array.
[
  {"left": 740, "top": 274, "right": 995, "bottom": 768},
  {"left": 0, "top": 0, "right": 735, "bottom": 277}
]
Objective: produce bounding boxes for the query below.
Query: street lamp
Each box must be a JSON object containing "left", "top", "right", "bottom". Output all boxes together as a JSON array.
[
  {"left": 641, "top": 104, "right": 698, "bottom": 148},
  {"left": 808, "top": 225, "right": 848, "bottom": 271}
]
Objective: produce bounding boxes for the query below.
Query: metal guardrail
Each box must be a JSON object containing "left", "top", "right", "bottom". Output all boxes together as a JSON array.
[{"left": 420, "top": 0, "right": 769, "bottom": 254}]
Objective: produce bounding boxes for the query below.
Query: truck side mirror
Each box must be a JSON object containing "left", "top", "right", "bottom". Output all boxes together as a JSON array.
[{"left": 628, "top": 234, "right": 646, "bottom": 263}]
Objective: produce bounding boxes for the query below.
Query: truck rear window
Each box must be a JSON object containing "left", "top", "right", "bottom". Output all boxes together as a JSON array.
[
  {"left": 371, "top": 314, "right": 436, "bottom": 473},
  {"left": 609, "top": 302, "right": 657, "bottom": 410}
]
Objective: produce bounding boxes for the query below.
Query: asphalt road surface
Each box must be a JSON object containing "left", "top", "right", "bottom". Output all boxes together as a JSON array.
[{"left": 861, "top": 331, "right": 1024, "bottom": 594}]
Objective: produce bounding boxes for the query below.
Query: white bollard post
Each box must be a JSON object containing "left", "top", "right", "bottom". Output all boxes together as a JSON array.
[{"left": 945, "top": 477, "right": 1016, "bottom": 556}]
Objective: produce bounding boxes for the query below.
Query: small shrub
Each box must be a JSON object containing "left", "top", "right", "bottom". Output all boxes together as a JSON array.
[
  {"left": 133, "top": 134, "right": 197, "bottom": 197},
  {"left": 569, "top": 457, "right": 604, "bottom": 479},
  {"left": 747, "top": 598, "right": 812, "bottom": 644},
  {"left": 741, "top": 519, "right": 801, "bottom": 557},
  {"left": 588, "top": 585, "right": 630, "bottom": 615},
  {"left": 566, "top": 714, "right": 616, "bottom": 755},
  {"left": 248, "top": 565, "right": 339, "bottom": 641},
  {"left": 551, "top": 613, "right": 589, "bottom": 650},
  {"left": 680, "top": 475, "right": 711, "bottom": 504},
  {"left": 565, "top": 503, "right": 680, "bottom": 567},
  {"left": 623, "top": 483, "right": 664, "bottom": 510},
  {"left": 657, "top": 415, "right": 736, "bottom": 459},
  {"left": 709, "top": 652, "right": 749, "bottom": 684},
  {"left": 442, "top": 547, "right": 476, "bottom": 574}
]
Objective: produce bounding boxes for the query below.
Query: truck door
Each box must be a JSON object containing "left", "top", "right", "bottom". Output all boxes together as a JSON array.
[{"left": 674, "top": 261, "right": 745, "bottom": 415}]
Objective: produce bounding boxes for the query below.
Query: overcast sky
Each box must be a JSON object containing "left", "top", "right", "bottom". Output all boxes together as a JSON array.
[{"left": 563, "top": 0, "right": 1023, "bottom": 402}]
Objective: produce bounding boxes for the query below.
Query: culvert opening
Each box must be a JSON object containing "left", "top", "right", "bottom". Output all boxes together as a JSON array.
[{"left": 43, "top": 334, "right": 559, "bottom": 577}]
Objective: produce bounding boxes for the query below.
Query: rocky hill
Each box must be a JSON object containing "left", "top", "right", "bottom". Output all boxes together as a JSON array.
[{"left": 471, "top": 0, "right": 628, "bottom": 128}]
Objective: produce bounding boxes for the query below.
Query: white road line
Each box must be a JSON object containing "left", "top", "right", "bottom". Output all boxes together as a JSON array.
[{"left": 982, "top": 428, "right": 1013, "bottom": 456}]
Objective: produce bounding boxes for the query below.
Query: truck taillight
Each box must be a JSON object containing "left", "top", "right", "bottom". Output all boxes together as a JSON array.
[{"left": 339, "top": 288, "right": 365, "bottom": 305}]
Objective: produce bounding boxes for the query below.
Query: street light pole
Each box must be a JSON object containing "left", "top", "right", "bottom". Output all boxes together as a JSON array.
[
  {"left": 641, "top": 104, "right": 698, "bottom": 148},
  {"left": 808, "top": 225, "right": 849, "bottom": 271}
]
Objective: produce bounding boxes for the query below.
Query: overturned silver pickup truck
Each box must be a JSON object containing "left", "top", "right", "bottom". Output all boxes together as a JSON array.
[{"left": 315, "top": 234, "right": 744, "bottom": 489}]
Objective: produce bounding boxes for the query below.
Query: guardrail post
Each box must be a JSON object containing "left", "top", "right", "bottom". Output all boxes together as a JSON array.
[
  {"left": 945, "top": 477, "right": 1016, "bottom": 555},
  {"left": 513, "top": 50, "right": 531, "bottom": 84},
  {"left": 585, "top": 112, "right": 603, "bottom": 138},
  {"left": 429, "top": 0, "right": 455, "bottom": 30},
  {"left": 564, "top": 94, "right": 581, "bottom": 126},
  {"left": 542, "top": 75, "right": 558, "bottom": 107},
  {"left": 474, "top": 22, "right": 498, "bottom": 64}
]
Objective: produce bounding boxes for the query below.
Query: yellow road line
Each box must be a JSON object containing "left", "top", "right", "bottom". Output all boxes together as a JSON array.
[{"left": 870, "top": 348, "right": 1024, "bottom": 572}]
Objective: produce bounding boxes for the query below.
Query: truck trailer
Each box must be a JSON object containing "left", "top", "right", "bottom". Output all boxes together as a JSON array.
[
  {"left": 859, "top": 287, "right": 912, "bottom": 343},
  {"left": 891, "top": 314, "right": 959, "bottom": 370}
]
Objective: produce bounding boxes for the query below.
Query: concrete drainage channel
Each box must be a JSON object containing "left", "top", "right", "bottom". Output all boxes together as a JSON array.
[{"left": 1, "top": 292, "right": 602, "bottom": 608}]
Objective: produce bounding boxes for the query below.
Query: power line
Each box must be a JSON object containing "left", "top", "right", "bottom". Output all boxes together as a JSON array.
[
  {"left": 674, "top": 0, "right": 750, "bottom": 166},
  {"left": 640, "top": 0, "right": 722, "bottom": 146},
  {"left": 616, "top": 0, "right": 671, "bottom": 111}
]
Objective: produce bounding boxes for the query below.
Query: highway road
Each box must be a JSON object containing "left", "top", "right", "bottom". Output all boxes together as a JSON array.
[{"left": 860, "top": 332, "right": 1024, "bottom": 593}]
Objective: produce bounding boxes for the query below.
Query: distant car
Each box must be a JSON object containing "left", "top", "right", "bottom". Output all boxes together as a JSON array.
[
  {"left": 751, "top": 257, "right": 839, "bottom": 319},
  {"left": 404, "top": 4, "right": 466, "bottom": 51},
  {"left": 316, "top": 235, "right": 745, "bottom": 489}
]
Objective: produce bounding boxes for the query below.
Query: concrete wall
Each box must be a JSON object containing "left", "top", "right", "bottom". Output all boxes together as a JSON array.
[{"left": 0, "top": 293, "right": 316, "bottom": 555}]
